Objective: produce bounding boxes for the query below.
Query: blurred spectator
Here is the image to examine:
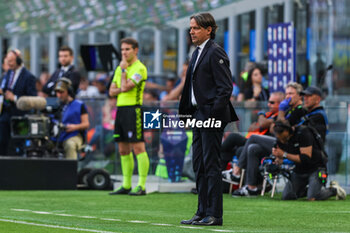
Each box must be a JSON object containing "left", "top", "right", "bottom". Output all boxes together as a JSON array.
[
  {"left": 0, "top": 49, "right": 37, "bottom": 155},
  {"left": 162, "top": 61, "right": 189, "bottom": 101},
  {"left": 276, "top": 82, "right": 306, "bottom": 127},
  {"left": 41, "top": 46, "right": 81, "bottom": 97},
  {"left": 1, "top": 56, "right": 9, "bottom": 84},
  {"left": 94, "top": 73, "right": 109, "bottom": 96},
  {"left": 237, "top": 66, "right": 269, "bottom": 102},
  {"left": 221, "top": 92, "right": 284, "bottom": 171},
  {"left": 237, "top": 61, "right": 255, "bottom": 100},
  {"left": 143, "top": 89, "right": 159, "bottom": 103},
  {"left": 159, "top": 75, "right": 176, "bottom": 100},
  {"left": 36, "top": 71, "right": 50, "bottom": 94},
  {"left": 87, "top": 97, "right": 117, "bottom": 156},
  {"left": 76, "top": 76, "right": 99, "bottom": 98}
]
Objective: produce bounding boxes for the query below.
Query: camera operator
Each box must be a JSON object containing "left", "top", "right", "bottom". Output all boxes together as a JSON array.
[
  {"left": 54, "top": 78, "right": 89, "bottom": 160},
  {"left": 272, "top": 120, "right": 346, "bottom": 201},
  {"left": 0, "top": 49, "right": 37, "bottom": 155}
]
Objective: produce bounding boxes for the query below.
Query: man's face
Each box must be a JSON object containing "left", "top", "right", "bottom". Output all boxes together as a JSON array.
[
  {"left": 56, "top": 89, "right": 69, "bottom": 103},
  {"left": 303, "top": 94, "right": 320, "bottom": 111},
  {"left": 58, "top": 51, "right": 73, "bottom": 67},
  {"left": 268, "top": 94, "right": 281, "bottom": 113},
  {"left": 6, "top": 52, "right": 19, "bottom": 70},
  {"left": 285, "top": 87, "right": 301, "bottom": 107},
  {"left": 121, "top": 43, "right": 138, "bottom": 63},
  {"left": 276, "top": 130, "right": 291, "bottom": 144},
  {"left": 189, "top": 18, "right": 211, "bottom": 46}
]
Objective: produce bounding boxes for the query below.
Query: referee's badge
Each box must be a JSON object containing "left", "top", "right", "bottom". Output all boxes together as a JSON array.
[
  {"left": 132, "top": 73, "right": 142, "bottom": 83},
  {"left": 219, "top": 59, "right": 224, "bottom": 64},
  {"left": 128, "top": 131, "right": 133, "bottom": 138}
]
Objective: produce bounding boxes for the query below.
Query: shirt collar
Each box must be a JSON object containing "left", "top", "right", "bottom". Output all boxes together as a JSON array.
[
  {"left": 197, "top": 38, "right": 210, "bottom": 51},
  {"left": 61, "top": 65, "right": 71, "bottom": 72}
]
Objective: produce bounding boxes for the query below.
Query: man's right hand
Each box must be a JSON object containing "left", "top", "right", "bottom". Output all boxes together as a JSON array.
[{"left": 279, "top": 97, "right": 291, "bottom": 111}]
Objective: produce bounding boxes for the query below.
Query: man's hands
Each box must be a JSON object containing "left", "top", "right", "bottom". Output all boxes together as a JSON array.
[
  {"left": 109, "top": 83, "right": 121, "bottom": 97},
  {"left": 120, "top": 56, "right": 128, "bottom": 69},
  {"left": 279, "top": 97, "right": 291, "bottom": 111},
  {"left": 272, "top": 146, "right": 284, "bottom": 159},
  {"left": 5, "top": 90, "right": 16, "bottom": 102}
]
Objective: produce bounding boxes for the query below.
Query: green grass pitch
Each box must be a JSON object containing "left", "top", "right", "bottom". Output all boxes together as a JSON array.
[{"left": 0, "top": 191, "right": 349, "bottom": 233}]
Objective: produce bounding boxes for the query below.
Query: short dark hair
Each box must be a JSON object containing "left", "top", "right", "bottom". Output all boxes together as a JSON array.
[
  {"left": 120, "top": 37, "right": 139, "bottom": 49},
  {"left": 59, "top": 46, "right": 73, "bottom": 56},
  {"left": 273, "top": 120, "right": 293, "bottom": 135},
  {"left": 190, "top": 12, "right": 218, "bottom": 39}
]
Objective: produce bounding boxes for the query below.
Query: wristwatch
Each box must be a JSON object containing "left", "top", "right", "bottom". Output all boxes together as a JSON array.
[
  {"left": 121, "top": 68, "right": 126, "bottom": 73},
  {"left": 283, "top": 152, "right": 288, "bottom": 159}
]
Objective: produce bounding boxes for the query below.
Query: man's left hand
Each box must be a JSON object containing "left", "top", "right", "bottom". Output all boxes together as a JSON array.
[
  {"left": 272, "top": 147, "right": 284, "bottom": 159},
  {"left": 65, "top": 124, "right": 76, "bottom": 132},
  {"left": 5, "top": 90, "right": 15, "bottom": 102}
]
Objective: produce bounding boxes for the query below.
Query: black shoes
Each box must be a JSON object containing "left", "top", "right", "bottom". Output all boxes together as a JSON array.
[
  {"left": 109, "top": 186, "right": 131, "bottom": 195},
  {"left": 192, "top": 216, "right": 223, "bottom": 226},
  {"left": 128, "top": 185, "right": 146, "bottom": 196},
  {"left": 180, "top": 215, "right": 203, "bottom": 225}
]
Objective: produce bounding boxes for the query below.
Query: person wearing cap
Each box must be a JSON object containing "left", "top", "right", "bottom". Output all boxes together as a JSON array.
[
  {"left": 300, "top": 86, "right": 327, "bottom": 141},
  {"left": 55, "top": 78, "right": 89, "bottom": 159}
]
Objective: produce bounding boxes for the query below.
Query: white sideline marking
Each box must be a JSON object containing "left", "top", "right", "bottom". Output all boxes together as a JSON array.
[
  {"left": 11, "top": 209, "right": 30, "bottom": 212},
  {"left": 127, "top": 220, "right": 148, "bottom": 223},
  {"left": 55, "top": 213, "right": 74, "bottom": 217},
  {"left": 211, "top": 230, "right": 235, "bottom": 232},
  {"left": 80, "top": 216, "right": 97, "bottom": 219},
  {"left": 32, "top": 211, "right": 51, "bottom": 215},
  {"left": 150, "top": 223, "right": 173, "bottom": 226},
  {"left": 0, "top": 218, "right": 120, "bottom": 233},
  {"left": 100, "top": 218, "right": 121, "bottom": 222},
  {"left": 179, "top": 225, "right": 204, "bottom": 229}
]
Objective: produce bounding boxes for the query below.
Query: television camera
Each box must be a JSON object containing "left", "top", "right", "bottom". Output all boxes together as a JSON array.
[{"left": 10, "top": 96, "right": 65, "bottom": 157}]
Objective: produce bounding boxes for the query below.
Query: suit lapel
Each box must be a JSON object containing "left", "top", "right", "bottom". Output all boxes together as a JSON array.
[{"left": 193, "top": 39, "right": 213, "bottom": 74}]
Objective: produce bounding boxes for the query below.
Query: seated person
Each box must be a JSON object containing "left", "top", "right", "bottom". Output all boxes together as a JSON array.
[
  {"left": 230, "top": 82, "right": 306, "bottom": 191},
  {"left": 272, "top": 121, "right": 346, "bottom": 201},
  {"left": 221, "top": 92, "right": 284, "bottom": 171},
  {"left": 238, "top": 66, "right": 269, "bottom": 102},
  {"left": 276, "top": 82, "right": 306, "bottom": 127},
  {"left": 55, "top": 78, "right": 89, "bottom": 159}
]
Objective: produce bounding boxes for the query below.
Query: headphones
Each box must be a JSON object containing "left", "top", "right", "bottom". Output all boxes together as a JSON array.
[
  {"left": 56, "top": 77, "right": 75, "bottom": 98},
  {"left": 11, "top": 50, "right": 23, "bottom": 66}
]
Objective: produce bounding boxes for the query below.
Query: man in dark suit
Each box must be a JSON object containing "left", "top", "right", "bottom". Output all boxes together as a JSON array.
[
  {"left": 41, "top": 46, "right": 81, "bottom": 97},
  {"left": 179, "top": 12, "right": 238, "bottom": 226},
  {"left": 0, "top": 49, "right": 37, "bottom": 155}
]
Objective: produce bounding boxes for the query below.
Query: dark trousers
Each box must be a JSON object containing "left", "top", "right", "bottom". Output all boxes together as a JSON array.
[
  {"left": 238, "top": 134, "right": 276, "bottom": 186},
  {"left": 283, "top": 171, "right": 335, "bottom": 200},
  {"left": 220, "top": 133, "right": 247, "bottom": 170},
  {"left": 192, "top": 123, "right": 226, "bottom": 218}
]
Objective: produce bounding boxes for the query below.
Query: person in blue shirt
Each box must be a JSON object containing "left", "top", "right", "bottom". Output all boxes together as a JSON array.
[{"left": 55, "top": 78, "right": 89, "bottom": 159}]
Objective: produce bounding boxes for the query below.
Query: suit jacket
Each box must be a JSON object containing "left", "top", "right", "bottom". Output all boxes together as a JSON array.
[
  {"left": 0, "top": 67, "right": 37, "bottom": 119},
  {"left": 42, "top": 65, "right": 81, "bottom": 97},
  {"left": 179, "top": 39, "right": 238, "bottom": 123}
]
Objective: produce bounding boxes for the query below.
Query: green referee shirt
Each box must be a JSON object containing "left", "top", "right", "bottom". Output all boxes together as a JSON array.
[{"left": 112, "top": 60, "right": 147, "bottom": 107}]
